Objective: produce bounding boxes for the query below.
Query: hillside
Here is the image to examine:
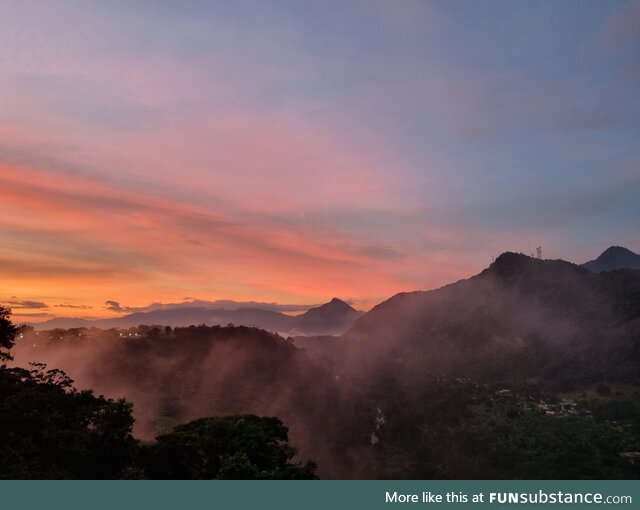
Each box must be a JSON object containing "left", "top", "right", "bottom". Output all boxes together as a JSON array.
[
  {"left": 291, "top": 298, "right": 364, "bottom": 335},
  {"left": 582, "top": 246, "right": 640, "bottom": 272},
  {"left": 338, "top": 252, "right": 640, "bottom": 388},
  {"left": 11, "top": 324, "right": 342, "bottom": 470}
]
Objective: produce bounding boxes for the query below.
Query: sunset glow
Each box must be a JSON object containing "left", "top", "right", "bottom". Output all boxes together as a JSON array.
[{"left": 1, "top": 0, "right": 638, "bottom": 321}]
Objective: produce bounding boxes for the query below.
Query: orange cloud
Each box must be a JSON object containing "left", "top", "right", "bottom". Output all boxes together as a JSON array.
[{"left": 0, "top": 158, "right": 449, "bottom": 319}]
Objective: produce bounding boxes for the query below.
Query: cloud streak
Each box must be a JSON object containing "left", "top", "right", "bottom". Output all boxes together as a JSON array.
[
  {"left": 5, "top": 300, "right": 48, "bottom": 309},
  {"left": 0, "top": 1, "right": 638, "bottom": 319}
]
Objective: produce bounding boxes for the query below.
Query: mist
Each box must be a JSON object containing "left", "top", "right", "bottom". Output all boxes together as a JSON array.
[
  {"left": 10, "top": 324, "right": 353, "bottom": 477},
  {"left": 8, "top": 252, "right": 640, "bottom": 479}
]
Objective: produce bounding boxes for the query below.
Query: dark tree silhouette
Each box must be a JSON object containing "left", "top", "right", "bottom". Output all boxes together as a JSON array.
[
  {"left": 0, "top": 364, "right": 138, "bottom": 479},
  {"left": 0, "top": 306, "right": 18, "bottom": 364},
  {"left": 0, "top": 309, "right": 138, "bottom": 479},
  {"left": 141, "top": 415, "right": 317, "bottom": 479}
]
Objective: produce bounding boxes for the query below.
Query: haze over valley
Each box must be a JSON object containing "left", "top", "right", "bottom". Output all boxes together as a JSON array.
[
  {"left": 1, "top": 0, "right": 639, "bottom": 480},
  {"left": 6, "top": 245, "right": 640, "bottom": 478}
]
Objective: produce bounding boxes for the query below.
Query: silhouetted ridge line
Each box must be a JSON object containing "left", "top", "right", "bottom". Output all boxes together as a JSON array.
[
  {"left": 30, "top": 298, "right": 364, "bottom": 336},
  {"left": 582, "top": 246, "right": 640, "bottom": 272}
]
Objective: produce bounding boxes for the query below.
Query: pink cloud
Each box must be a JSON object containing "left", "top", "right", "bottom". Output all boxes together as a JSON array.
[
  {"left": 0, "top": 158, "right": 448, "bottom": 315},
  {"left": 595, "top": 0, "right": 640, "bottom": 51}
]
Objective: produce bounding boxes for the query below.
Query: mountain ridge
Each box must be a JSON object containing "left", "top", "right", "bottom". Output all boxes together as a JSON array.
[
  {"left": 582, "top": 245, "right": 640, "bottom": 272},
  {"left": 308, "top": 250, "right": 640, "bottom": 389},
  {"left": 30, "top": 298, "right": 363, "bottom": 336}
]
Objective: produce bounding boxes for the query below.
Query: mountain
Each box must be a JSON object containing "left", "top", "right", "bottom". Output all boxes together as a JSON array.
[
  {"left": 30, "top": 317, "right": 95, "bottom": 329},
  {"left": 32, "top": 298, "right": 363, "bottom": 336},
  {"left": 582, "top": 246, "right": 640, "bottom": 272},
  {"left": 334, "top": 252, "right": 640, "bottom": 387},
  {"left": 290, "top": 298, "right": 364, "bottom": 335}
]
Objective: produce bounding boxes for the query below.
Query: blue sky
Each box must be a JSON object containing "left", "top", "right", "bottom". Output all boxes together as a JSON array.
[{"left": 0, "top": 0, "right": 638, "bottom": 317}]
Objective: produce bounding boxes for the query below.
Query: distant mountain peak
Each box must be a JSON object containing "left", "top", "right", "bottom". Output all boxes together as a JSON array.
[
  {"left": 290, "top": 298, "right": 363, "bottom": 335},
  {"left": 583, "top": 246, "right": 640, "bottom": 272},
  {"left": 487, "top": 251, "right": 538, "bottom": 276},
  {"left": 492, "top": 251, "right": 532, "bottom": 265},
  {"left": 301, "top": 298, "right": 358, "bottom": 316},
  {"left": 480, "top": 251, "right": 590, "bottom": 285},
  {"left": 324, "top": 298, "right": 354, "bottom": 310},
  {"left": 599, "top": 246, "right": 636, "bottom": 257},
  {"left": 30, "top": 297, "right": 363, "bottom": 337}
]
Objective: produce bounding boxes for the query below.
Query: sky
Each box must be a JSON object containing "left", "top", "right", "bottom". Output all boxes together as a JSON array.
[{"left": 1, "top": 0, "right": 639, "bottom": 320}]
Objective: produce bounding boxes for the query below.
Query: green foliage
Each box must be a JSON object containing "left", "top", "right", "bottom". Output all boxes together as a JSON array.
[
  {"left": 449, "top": 402, "right": 639, "bottom": 479},
  {"left": 0, "top": 361, "right": 316, "bottom": 479},
  {"left": 590, "top": 398, "right": 639, "bottom": 423},
  {"left": 0, "top": 306, "right": 18, "bottom": 364},
  {"left": 141, "top": 415, "right": 317, "bottom": 479},
  {"left": 0, "top": 363, "right": 137, "bottom": 479},
  {"left": 0, "top": 309, "right": 138, "bottom": 478},
  {"left": 347, "top": 375, "right": 640, "bottom": 479}
]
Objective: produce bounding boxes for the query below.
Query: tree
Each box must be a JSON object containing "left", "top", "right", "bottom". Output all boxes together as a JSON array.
[
  {"left": 141, "top": 415, "right": 317, "bottom": 479},
  {"left": 0, "top": 309, "right": 139, "bottom": 479},
  {"left": 0, "top": 362, "right": 139, "bottom": 479},
  {"left": 0, "top": 306, "right": 18, "bottom": 364}
]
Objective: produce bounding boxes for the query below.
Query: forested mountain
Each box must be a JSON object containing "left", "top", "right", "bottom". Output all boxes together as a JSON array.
[
  {"left": 336, "top": 252, "right": 640, "bottom": 388},
  {"left": 32, "top": 298, "right": 363, "bottom": 337},
  {"left": 582, "top": 246, "right": 640, "bottom": 272}
]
